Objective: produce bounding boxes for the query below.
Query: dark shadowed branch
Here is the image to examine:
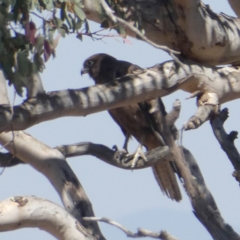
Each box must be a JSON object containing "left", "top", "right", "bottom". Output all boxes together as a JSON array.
[
  {"left": 1, "top": 137, "right": 239, "bottom": 239},
  {"left": 0, "top": 141, "right": 171, "bottom": 169},
  {"left": 211, "top": 108, "right": 240, "bottom": 183},
  {"left": 183, "top": 147, "right": 240, "bottom": 240}
]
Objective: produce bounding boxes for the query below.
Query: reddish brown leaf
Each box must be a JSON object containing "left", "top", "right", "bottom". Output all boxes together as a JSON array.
[
  {"left": 27, "top": 21, "right": 37, "bottom": 45},
  {"left": 43, "top": 40, "right": 52, "bottom": 62}
]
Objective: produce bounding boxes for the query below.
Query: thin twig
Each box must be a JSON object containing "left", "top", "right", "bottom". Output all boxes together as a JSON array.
[
  {"left": 83, "top": 217, "right": 178, "bottom": 240},
  {"left": 116, "top": 17, "right": 179, "bottom": 55}
]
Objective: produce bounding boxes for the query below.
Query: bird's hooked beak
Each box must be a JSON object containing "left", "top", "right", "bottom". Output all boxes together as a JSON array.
[{"left": 80, "top": 67, "right": 89, "bottom": 76}]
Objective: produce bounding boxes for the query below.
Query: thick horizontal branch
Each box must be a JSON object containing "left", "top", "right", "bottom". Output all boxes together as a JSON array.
[
  {"left": 84, "top": 0, "right": 240, "bottom": 65},
  {"left": 1, "top": 60, "right": 240, "bottom": 132},
  {"left": 0, "top": 196, "right": 89, "bottom": 240},
  {"left": 57, "top": 142, "right": 171, "bottom": 169},
  {"left": 0, "top": 141, "right": 171, "bottom": 169},
  {"left": 211, "top": 108, "right": 240, "bottom": 183}
]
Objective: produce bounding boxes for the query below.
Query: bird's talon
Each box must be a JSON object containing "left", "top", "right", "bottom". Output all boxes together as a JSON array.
[
  {"left": 112, "top": 145, "right": 118, "bottom": 151},
  {"left": 131, "top": 145, "right": 147, "bottom": 168}
]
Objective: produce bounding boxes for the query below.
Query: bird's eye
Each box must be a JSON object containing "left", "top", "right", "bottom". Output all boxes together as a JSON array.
[{"left": 87, "top": 60, "right": 94, "bottom": 66}]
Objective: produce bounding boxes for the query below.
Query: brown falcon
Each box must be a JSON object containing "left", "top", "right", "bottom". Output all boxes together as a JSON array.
[{"left": 81, "top": 53, "right": 182, "bottom": 201}]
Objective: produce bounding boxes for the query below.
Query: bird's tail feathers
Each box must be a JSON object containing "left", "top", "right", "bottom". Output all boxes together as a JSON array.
[{"left": 152, "top": 161, "right": 182, "bottom": 202}]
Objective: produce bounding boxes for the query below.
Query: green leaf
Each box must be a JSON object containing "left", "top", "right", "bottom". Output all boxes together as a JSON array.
[
  {"left": 8, "top": 34, "right": 28, "bottom": 49},
  {"left": 2, "top": 54, "right": 14, "bottom": 85},
  {"left": 74, "top": 3, "right": 86, "bottom": 21},
  {"left": 54, "top": 18, "right": 64, "bottom": 28},
  {"left": 57, "top": 28, "right": 66, "bottom": 37},
  {"left": 44, "top": 0, "right": 54, "bottom": 10},
  {"left": 17, "top": 50, "right": 31, "bottom": 77},
  {"left": 76, "top": 33, "right": 82, "bottom": 41},
  {"left": 0, "top": 41, "right": 4, "bottom": 55},
  {"left": 101, "top": 19, "right": 109, "bottom": 29},
  {"left": 60, "top": 2, "right": 66, "bottom": 21},
  {"left": 38, "top": 0, "right": 46, "bottom": 9},
  {"left": 115, "top": 25, "right": 126, "bottom": 37},
  {"left": 73, "top": 0, "right": 84, "bottom": 8},
  {"left": 13, "top": 72, "right": 24, "bottom": 96},
  {"left": 74, "top": 18, "right": 83, "bottom": 30},
  {"left": 35, "top": 34, "right": 44, "bottom": 52},
  {"left": 2, "top": 0, "right": 11, "bottom": 8},
  {"left": 33, "top": 52, "right": 45, "bottom": 72}
]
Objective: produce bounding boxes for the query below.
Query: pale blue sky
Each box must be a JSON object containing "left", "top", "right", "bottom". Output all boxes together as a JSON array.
[{"left": 1, "top": 1, "right": 240, "bottom": 239}]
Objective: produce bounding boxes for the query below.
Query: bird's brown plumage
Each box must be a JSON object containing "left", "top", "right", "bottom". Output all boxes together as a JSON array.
[{"left": 81, "top": 53, "right": 182, "bottom": 201}]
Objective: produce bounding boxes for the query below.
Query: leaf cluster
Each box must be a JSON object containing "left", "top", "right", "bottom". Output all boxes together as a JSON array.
[{"left": 0, "top": 0, "right": 86, "bottom": 96}]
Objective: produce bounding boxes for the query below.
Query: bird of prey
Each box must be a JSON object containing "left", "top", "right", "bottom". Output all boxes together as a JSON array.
[{"left": 81, "top": 53, "right": 182, "bottom": 201}]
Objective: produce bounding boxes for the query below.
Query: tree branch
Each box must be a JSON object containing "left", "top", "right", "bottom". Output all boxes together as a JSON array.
[
  {"left": 83, "top": 147, "right": 240, "bottom": 240},
  {"left": 0, "top": 141, "right": 172, "bottom": 169},
  {"left": 0, "top": 71, "right": 12, "bottom": 132},
  {"left": 115, "top": 16, "right": 180, "bottom": 56},
  {"left": 0, "top": 152, "right": 24, "bottom": 167},
  {"left": 228, "top": 0, "right": 240, "bottom": 17},
  {"left": 183, "top": 147, "right": 240, "bottom": 240},
  {"left": 0, "top": 131, "right": 105, "bottom": 240},
  {"left": 0, "top": 196, "right": 90, "bottom": 240},
  {"left": 184, "top": 91, "right": 220, "bottom": 130},
  {"left": 1, "top": 60, "right": 240, "bottom": 132},
  {"left": 1, "top": 135, "right": 239, "bottom": 239},
  {"left": 83, "top": 0, "right": 240, "bottom": 65},
  {"left": 83, "top": 217, "right": 178, "bottom": 240},
  {"left": 210, "top": 108, "right": 240, "bottom": 183}
]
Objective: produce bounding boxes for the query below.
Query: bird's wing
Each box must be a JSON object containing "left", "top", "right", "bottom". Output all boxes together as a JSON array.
[
  {"left": 109, "top": 100, "right": 182, "bottom": 201},
  {"left": 141, "top": 98, "right": 182, "bottom": 201}
]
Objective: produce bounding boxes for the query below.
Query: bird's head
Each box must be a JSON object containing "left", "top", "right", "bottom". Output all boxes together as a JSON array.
[
  {"left": 81, "top": 57, "right": 95, "bottom": 76},
  {"left": 81, "top": 53, "right": 117, "bottom": 83}
]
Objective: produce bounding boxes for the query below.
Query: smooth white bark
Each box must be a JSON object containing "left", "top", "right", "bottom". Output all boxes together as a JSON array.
[
  {"left": 0, "top": 196, "right": 89, "bottom": 240},
  {"left": 0, "top": 131, "right": 105, "bottom": 239},
  {"left": 83, "top": 0, "right": 240, "bottom": 65}
]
